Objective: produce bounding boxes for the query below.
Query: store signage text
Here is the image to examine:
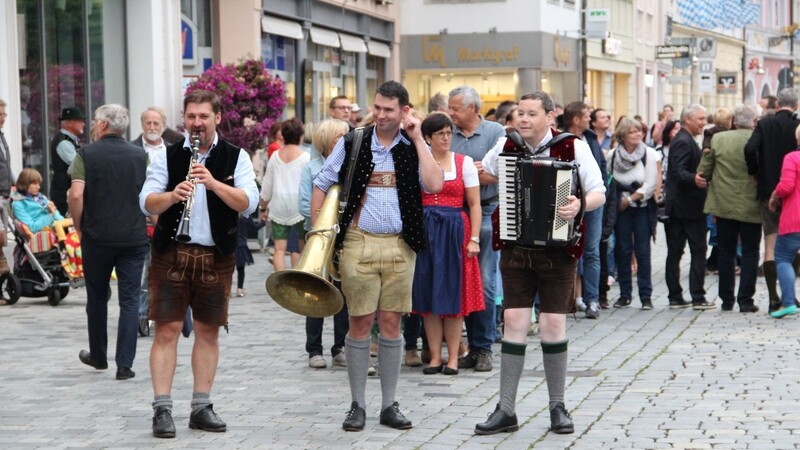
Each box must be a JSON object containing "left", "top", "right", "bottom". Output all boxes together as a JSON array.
[
  {"left": 457, "top": 45, "right": 520, "bottom": 65},
  {"left": 553, "top": 35, "right": 571, "bottom": 67},
  {"left": 423, "top": 35, "right": 447, "bottom": 68}
]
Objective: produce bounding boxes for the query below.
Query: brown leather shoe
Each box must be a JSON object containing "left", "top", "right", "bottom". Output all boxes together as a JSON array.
[{"left": 404, "top": 349, "right": 422, "bottom": 367}]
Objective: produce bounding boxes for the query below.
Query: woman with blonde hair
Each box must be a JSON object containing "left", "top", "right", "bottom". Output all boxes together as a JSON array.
[{"left": 298, "top": 118, "right": 351, "bottom": 369}]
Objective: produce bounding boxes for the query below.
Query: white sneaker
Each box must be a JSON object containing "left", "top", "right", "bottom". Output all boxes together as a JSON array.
[
  {"left": 332, "top": 352, "right": 347, "bottom": 367},
  {"left": 308, "top": 355, "right": 327, "bottom": 369},
  {"left": 575, "top": 297, "right": 587, "bottom": 312},
  {"left": 607, "top": 276, "right": 615, "bottom": 286}
]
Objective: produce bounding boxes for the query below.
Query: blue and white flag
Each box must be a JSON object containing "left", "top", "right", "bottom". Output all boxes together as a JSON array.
[{"left": 677, "top": 0, "right": 760, "bottom": 30}]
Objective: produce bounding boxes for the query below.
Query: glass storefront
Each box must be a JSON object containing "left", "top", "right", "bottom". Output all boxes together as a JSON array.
[
  {"left": 403, "top": 71, "right": 517, "bottom": 116},
  {"left": 262, "top": 33, "right": 297, "bottom": 119},
  {"left": 16, "top": 0, "right": 127, "bottom": 192}
]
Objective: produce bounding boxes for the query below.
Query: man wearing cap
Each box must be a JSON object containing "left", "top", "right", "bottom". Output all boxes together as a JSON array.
[{"left": 50, "top": 107, "right": 85, "bottom": 215}]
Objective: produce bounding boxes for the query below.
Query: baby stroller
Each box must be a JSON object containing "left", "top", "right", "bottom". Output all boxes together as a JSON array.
[{"left": 1, "top": 199, "right": 84, "bottom": 306}]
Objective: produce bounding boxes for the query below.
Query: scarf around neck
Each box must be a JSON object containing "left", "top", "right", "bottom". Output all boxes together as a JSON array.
[{"left": 613, "top": 142, "right": 647, "bottom": 174}]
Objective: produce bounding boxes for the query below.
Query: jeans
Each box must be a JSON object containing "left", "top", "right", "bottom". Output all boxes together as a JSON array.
[
  {"left": 464, "top": 205, "right": 498, "bottom": 353},
  {"left": 607, "top": 232, "right": 617, "bottom": 276},
  {"left": 581, "top": 207, "right": 603, "bottom": 305},
  {"left": 83, "top": 240, "right": 147, "bottom": 369},
  {"left": 306, "top": 302, "right": 349, "bottom": 357},
  {"left": 615, "top": 206, "right": 652, "bottom": 301},
  {"left": 665, "top": 217, "right": 707, "bottom": 303},
  {"left": 716, "top": 217, "right": 761, "bottom": 306},
  {"left": 775, "top": 232, "right": 800, "bottom": 307},
  {"left": 403, "top": 313, "right": 428, "bottom": 351},
  {"left": 138, "top": 246, "right": 152, "bottom": 320}
]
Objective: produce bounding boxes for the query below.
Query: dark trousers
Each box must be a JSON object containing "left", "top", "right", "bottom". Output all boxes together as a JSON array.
[
  {"left": 83, "top": 240, "right": 147, "bottom": 369},
  {"left": 665, "top": 217, "right": 707, "bottom": 303},
  {"left": 716, "top": 217, "right": 761, "bottom": 306},
  {"left": 305, "top": 281, "right": 349, "bottom": 357},
  {"left": 403, "top": 313, "right": 429, "bottom": 351},
  {"left": 599, "top": 239, "right": 610, "bottom": 304},
  {"left": 614, "top": 207, "right": 652, "bottom": 301}
]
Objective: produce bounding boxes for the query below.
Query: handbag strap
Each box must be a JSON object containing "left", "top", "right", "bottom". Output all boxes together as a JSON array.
[{"left": 339, "top": 127, "right": 366, "bottom": 214}]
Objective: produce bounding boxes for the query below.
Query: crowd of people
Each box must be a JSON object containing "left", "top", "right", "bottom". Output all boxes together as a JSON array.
[{"left": 2, "top": 78, "right": 800, "bottom": 441}]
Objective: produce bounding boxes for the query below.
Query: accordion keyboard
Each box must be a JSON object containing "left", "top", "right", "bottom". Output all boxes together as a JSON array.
[{"left": 497, "top": 153, "right": 518, "bottom": 241}]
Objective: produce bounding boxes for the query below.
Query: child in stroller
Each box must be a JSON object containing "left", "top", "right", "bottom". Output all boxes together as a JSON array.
[{"left": 2, "top": 168, "right": 83, "bottom": 305}]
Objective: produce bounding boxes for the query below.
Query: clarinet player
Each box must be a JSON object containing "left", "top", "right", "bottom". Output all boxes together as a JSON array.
[
  {"left": 139, "top": 90, "right": 259, "bottom": 438},
  {"left": 475, "top": 91, "right": 605, "bottom": 436}
]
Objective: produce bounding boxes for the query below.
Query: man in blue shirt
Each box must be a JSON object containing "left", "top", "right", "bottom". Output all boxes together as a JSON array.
[
  {"left": 448, "top": 85, "right": 505, "bottom": 372},
  {"left": 312, "top": 81, "right": 443, "bottom": 432}
]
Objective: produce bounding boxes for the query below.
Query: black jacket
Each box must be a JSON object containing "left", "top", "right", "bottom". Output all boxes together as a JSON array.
[
  {"left": 744, "top": 109, "right": 800, "bottom": 200},
  {"left": 665, "top": 128, "right": 707, "bottom": 220}
]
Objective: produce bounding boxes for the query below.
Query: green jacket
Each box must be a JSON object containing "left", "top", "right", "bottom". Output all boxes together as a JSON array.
[{"left": 698, "top": 129, "right": 761, "bottom": 224}]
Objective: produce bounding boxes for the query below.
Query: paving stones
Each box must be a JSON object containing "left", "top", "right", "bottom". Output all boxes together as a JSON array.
[{"left": 0, "top": 235, "right": 796, "bottom": 448}]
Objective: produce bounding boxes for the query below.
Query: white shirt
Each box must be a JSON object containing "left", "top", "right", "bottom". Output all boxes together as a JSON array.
[
  {"left": 142, "top": 138, "right": 166, "bottom": 160},
  {"left": 482, "top": 130, "right": 605, "bottom": 195},
  {"left": 442, "top": 153, "right": 479, "bottom": 187},
  {"left": 138, "top": 133, "right": 260, "bottom": 247},
  {"left": 260, "top": 151, "right": 310, "bottom": 225}
]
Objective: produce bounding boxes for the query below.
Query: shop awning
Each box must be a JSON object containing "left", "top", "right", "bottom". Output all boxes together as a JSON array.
[
  {"left": 310, "top": 27, "right": 341, "bottom": 48},
  {"left": 339, "top": 33, "right": 367, "bottom": 53},
  {"left": 261, "top": 15, "right": 303, "bottom": 40},
  {"left": 368, "top": 41, "right": 391, "bottom": 58}
]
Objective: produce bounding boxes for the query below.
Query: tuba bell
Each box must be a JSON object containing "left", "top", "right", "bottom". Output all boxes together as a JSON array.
[{"left": 265, "top": 184, "right": 343, "bottom": 317}]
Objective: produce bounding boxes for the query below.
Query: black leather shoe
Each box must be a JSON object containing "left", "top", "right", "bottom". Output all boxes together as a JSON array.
[
  {"left": 475, "top": 404, "right": 518, "bottom": 435},
  {"left": 739, "top": 302, "right": 759, "bottom": 313},
  {"left": 138, "top": 318, "right": 150, "bottom": 337},
  {"left": 78, "top": 350, "right": 108, "bottom": 370},
  {"left": 116, "top": 367, "right": 135, "bottom": 380},
  {"left": 342, "top": 401, "right": 366, "bottom": 431},
  {"left": 188, "top": 404, "right": 226, "bottom": 432},
  {"left": 549, "top": 402, "right": 574, "bottom": 434},
  {"left": 669, "top": 299, "right": 691, "bottom": 309},
  {"left": 152, "top": 406, "right": 176, "bottom": 438},
  {"left": 422, "top": 364, "right": 443, "bottom": 375},
  {"left": 720, "top": 303, "right": 735, "bottom": 311},
  {"left": 458, "top": 351, "right": 478, "bottom": 369},
  {"left": 442, "top": 366, "right": 459, "bottom": 375},
  {"left": 379, "top": 402, "right": 412, "bottom": 429}
]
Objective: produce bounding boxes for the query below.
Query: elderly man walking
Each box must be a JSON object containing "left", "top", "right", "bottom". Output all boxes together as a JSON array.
[
  {"left": 70, "top": 104, "right": 149, "bottom": 380},
  {"left": 665, "top": 104, "right": 711, "bottom": 310}
]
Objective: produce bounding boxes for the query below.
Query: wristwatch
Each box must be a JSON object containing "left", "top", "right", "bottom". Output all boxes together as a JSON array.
[{"left": 469, "top": 236, "right": 480, "bottom": 244}]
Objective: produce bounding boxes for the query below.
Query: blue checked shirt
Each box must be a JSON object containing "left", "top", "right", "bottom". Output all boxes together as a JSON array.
[{"left": 315, "top": 130, "right": 432, "bottom": 235}]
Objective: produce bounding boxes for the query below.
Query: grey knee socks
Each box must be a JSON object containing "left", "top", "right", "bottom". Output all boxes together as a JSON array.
[
  {"left": 152, "top": 394, "right": 172, "bottom": 412},
  {"left": 378, "top": 335, "right": 403, "bottom": 411},
  {"left": 190, "top": 392, "right": 211, "bottom": 413},
  {"left": 541, "top": 340, "right": 568, "bottom": 410},
  {"left": 345, "top": 335, "right": 371, "bottom": 409},
  {"left": 499, "top": 341, "right": 526, "bottom": 415}
]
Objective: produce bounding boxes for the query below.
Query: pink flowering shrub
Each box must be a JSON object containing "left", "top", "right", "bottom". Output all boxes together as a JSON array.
[{"left": 186, "top": 58, "right": 286, "bottom": 154}]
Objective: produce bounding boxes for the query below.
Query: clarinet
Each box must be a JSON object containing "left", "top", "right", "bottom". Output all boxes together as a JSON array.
[{"left": 174, "top": 132, "right": 200, "bottom": 242}]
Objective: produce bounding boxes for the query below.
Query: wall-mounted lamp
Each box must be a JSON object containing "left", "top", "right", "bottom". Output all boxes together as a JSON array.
[
  {"left": 489, "top": 27, "right": 497, "bottom": 34},
  {"left": 439, "top": 28, "right": 448, "bottom": 35}
]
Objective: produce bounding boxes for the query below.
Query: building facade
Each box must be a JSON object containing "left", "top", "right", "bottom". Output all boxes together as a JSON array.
[
  {"left": 261, "top": 0, "right": 399, "bottom": 123},
  {"left": 2, "top": 0, "right": 183, "bottom": 191},
  {"left": 399, "top": 0, "right": 581, "bottom": 114}
]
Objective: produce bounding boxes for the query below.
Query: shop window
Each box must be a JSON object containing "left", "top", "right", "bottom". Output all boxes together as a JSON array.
[{"left": 17, "top": 0, "right": 127, "bottom": 191}]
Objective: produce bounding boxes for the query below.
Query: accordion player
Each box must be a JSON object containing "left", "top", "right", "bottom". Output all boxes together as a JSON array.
[{"left": 492, "top": 130, "right": 585, "bottom": 250}]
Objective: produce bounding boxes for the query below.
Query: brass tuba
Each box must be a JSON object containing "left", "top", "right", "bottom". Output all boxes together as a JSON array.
[{"left": 265, "top": 185, "right": 343, "bottom": 317}]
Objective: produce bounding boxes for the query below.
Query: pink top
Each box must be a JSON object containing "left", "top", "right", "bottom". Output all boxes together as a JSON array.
[{"left": 775, "top": 150, "right": 800, "bottom": 235}]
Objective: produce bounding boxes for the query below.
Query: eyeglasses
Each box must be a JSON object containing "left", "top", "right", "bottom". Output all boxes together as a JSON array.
[
  {"left": 432, "top": 130, "right": 453, "bottom": 140},
  {"left": 333, "top": 105, "right": 352, "bottom": 111}
]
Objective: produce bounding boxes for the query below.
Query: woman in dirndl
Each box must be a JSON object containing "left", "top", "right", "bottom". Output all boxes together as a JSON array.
[{"left": 412, "top": 113, "right": 484, "bottom": 375}]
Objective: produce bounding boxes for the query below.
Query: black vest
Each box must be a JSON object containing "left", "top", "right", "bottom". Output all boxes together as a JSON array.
[
  {"left": 335, "top": 127, "right": 427, "bottom": 253},
  {"left": 152, "top": 139, "right": 241, "bottom": 255},
  {"left": 78, "top": 136, "right": 148, "bottom": 246},
  {"left": 50, "top": 131, "right": 79, "bottom": 190}
]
